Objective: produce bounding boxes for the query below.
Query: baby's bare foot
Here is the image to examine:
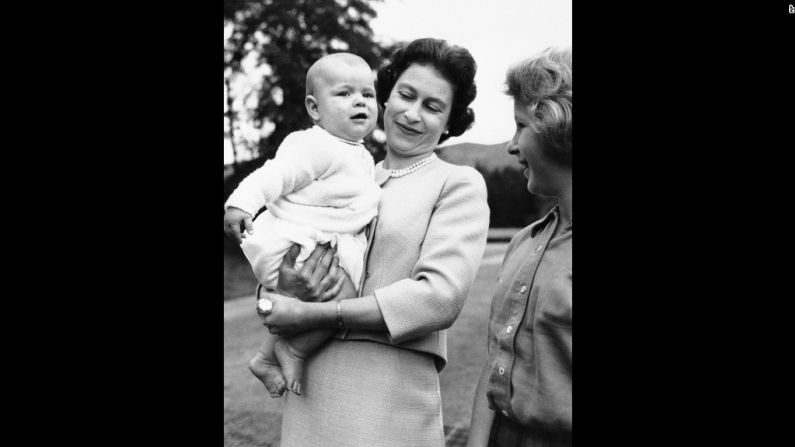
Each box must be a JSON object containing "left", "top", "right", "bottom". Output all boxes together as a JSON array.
[
  {"left": 249, "top": 351, "right": 286, "bottom": 398},
  {"left": 274, "top": 339, "right": 307, "bottom": 395}
]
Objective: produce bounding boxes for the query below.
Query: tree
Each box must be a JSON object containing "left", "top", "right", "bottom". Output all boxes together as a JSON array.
[
  {"left": 477, "top": 166, "right": 554, "bottom": 227},
  {"left": 224, "top": 0, "right": 394, "bottom": 161}
]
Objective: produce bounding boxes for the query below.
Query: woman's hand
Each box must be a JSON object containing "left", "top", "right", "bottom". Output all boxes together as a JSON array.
[
  {"left": 277, "top": 243, "right": 345, "bottom": 302},
  {"left": 335, "top": 269, "right": 359, "bottom": 301},
  {"left": 260, "top": 293, "right": 312, "bottom": 336}
]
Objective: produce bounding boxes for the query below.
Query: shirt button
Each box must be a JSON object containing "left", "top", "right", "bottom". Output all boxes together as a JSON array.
[
  {"left": 502, "top": 410, "right": 510, "bottom": 417},
  {"left": 519, "top": 285, "right": 527, "bottom": 293},
  {"left": 506, "top": 325, "right": 513, "bottom": 334},
  {"left": 498, "top": 366, "right": 505, "bottom": 375},
  {"left": 536, "top": 245, "right": 543, "bottom": 252}
]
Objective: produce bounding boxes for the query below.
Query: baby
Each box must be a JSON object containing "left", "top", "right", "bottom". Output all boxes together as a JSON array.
[{"left": 223, "top": 53, "right": 380, "bottom": 397}]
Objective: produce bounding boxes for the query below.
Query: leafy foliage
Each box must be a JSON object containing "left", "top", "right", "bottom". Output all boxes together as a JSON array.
[
  {"left": 224, "top": 0, "right": 395, "bottom": 160},
  {"left": 222, "top": 1, "right": 546, "bottom": 228},
  {"left": 476, "top": 166, "right": 555, "bottom": 228}
]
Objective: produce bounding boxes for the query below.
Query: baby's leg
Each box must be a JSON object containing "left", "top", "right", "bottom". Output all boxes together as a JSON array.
[
  {"left": 248, "top": 333, "right": 287, "bottom": 398},
  {"left": 274, "top": 232, "right": 366, "bottom": 395},
  {"left": 274, "top": 329, "right": 337, "bottom": 395}
]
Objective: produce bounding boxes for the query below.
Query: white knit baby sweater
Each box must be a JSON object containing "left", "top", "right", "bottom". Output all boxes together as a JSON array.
[{"left": 225, "top": 126, "right": 381, "bottom": 234}]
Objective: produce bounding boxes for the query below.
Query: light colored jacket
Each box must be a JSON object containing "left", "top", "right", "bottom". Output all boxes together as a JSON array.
[{"left": 339, "top": 157, "right": 490, "bottom": 371}]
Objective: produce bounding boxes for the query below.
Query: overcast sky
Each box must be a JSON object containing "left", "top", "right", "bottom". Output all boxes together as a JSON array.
[{"left": 370, "top": 0, "right": 572, "bottom": 146}]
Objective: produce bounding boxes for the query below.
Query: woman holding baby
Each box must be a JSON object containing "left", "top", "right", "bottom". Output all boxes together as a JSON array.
[{"left": 260, "top": 37, "right": 489, "bottom": 446}]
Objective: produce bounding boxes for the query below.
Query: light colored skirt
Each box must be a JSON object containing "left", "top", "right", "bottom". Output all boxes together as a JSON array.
[{"left": 280, "top": 339, "right": 445, "bottom": 447}]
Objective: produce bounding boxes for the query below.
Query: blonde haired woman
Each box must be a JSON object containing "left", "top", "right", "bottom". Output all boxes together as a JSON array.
[{"left": 468, "top": 47, "right": 572, "bottom": 447}]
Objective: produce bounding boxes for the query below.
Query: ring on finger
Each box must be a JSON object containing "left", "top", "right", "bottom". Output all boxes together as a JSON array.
[{"left": 257, "top": 297, "right": 273, "bottom": 316}]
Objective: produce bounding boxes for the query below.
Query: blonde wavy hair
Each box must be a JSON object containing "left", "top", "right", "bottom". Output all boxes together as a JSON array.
[{"left": 505, "top": 47, "right": 572, "bottom": 166}]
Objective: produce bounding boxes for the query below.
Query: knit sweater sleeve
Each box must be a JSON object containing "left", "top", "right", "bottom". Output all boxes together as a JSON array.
[
  {"left": 374, "top": 168, "right": 490, "bottom": 344},
  {"left": 224, "top": 130, "right": 335, "bottom": 216}
]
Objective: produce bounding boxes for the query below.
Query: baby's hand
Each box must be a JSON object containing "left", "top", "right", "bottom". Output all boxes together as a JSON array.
[{"left": 223, "top": 207, "right": 254, "bottom": 244}]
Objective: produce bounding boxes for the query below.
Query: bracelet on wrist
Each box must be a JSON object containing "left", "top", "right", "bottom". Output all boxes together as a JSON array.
[{"left": 336, "top": 300, "right": 345, "bottom": 330}]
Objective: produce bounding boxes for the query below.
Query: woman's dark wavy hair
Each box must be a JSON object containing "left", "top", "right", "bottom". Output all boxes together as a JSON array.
[{"left": 376, "top": 38, "right": 477, "bottom": 144}]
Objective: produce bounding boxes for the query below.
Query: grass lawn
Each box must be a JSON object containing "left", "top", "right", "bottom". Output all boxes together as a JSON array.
[
  {"left": 440, "top": 242, "right": 505, "bottom": 427},
  {"left": 224, "top": 237, "right": 259, "bottom": 301},
  {"left": 224, "top": 242, "right": 508, "bottom": 446}
]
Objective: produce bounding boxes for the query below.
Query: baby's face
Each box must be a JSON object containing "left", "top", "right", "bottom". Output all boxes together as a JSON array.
[{"left": 312, "top": 63, "right": 378, "bottom": 142}]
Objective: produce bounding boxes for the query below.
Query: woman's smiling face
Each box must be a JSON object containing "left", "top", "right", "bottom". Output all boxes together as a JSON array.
[
  {"left": 383, "top": 64, "right": 454, "bottom": 157},
  {"left": 508, "top": 100, "right": 556, "bottom": 197}
]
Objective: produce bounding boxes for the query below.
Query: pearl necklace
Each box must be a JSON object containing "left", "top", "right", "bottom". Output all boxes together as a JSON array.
[{"left": 378, "top": 153, "right": 438, "bottom": 178}]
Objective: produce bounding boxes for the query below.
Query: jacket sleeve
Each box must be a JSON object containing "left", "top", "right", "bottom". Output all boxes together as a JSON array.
[
  {"left": 224, "top": 131, "right": 335, "bottom": 215},
  {"left": 374, "top": 168, "right": 490, "bottom": 344}
]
